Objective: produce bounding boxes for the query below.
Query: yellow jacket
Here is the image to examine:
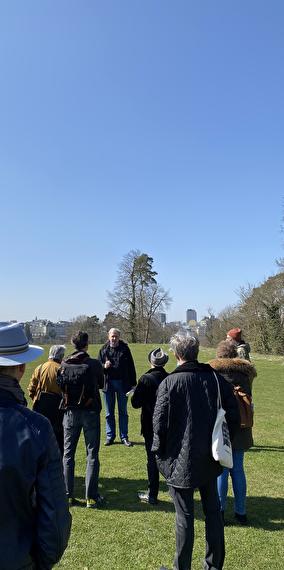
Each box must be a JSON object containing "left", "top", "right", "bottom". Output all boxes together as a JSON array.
[{"left": 28, "top": 360, "right": 62, "bottom": 402}]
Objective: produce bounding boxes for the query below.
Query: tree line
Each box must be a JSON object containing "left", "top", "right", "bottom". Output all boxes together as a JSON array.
[{"left": 69, "top": 249, "right": 284, "bottom": 354}]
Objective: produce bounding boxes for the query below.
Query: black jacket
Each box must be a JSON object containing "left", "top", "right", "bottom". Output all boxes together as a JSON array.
[
  {"left": 208, "top": 357, "right": 256, "bottom": 450},
  {"left": 131, "top": 366, "right": 168, "bottom": 438},
  {"left": 0, "top": 384, "right": 71, "bottom": 570},
  {"left": 98, "top": 340, "right": 136, "bottom": 393},
  {"left": 60, "top": 350, "right": 104, "bottom": 412},
  {"left": 152, "top": 361, "right": 240, "bottom": 489}
]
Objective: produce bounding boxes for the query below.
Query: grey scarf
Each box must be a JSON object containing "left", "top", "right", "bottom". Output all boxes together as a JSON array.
[{"left": 0, "top": 374, "right": 27, "bottom": 405}]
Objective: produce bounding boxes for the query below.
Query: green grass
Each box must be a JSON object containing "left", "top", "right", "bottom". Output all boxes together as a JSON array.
[{"left": 21, "top": 345, "right": 284, "bottom": 570}]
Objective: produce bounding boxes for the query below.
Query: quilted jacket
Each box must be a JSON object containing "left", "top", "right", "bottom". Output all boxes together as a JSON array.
[
  {"left": 152, "top": 361, "right": 240, "bottom": 489},
  {"left": 0, "top": 385, "right": 71, "bottom": 570}
]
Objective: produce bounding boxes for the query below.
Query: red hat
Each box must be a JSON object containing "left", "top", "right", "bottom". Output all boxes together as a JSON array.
[{"left": 227, "top": 328, "right": 242, "bottom": 342}]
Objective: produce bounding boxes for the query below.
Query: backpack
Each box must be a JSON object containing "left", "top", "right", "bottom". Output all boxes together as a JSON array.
[
  {"left": 57, "top": 361, "right": 94, "bottom": 409},
  {"left": 233, "top": 385, "right": 254, "bottom": 428}
]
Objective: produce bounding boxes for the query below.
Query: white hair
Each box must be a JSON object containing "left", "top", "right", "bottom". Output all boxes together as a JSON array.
[
  {"left": 108, "top": 328, "right": 121, "bottom": 336},
  {"left": 169, "top": 333, "right": 199, "bottom": 361}
]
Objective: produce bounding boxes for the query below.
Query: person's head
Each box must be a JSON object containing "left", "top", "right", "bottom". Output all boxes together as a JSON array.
[
  {"left": 148, "top": 348, "right": 169, "bottom": 368},
  {"left": 216, "top": 340, "right": 237, "bottom": 359},
  {"left": 227, "top": 328, "right": 242, "bottom": 343},
  {"left": 48, "top": 345, "right": 65, "bottom": 363},
  {"left": 169, "top": 333, "right": 199, "bottom": 364},
  {"left": 71, "top": 331, "right": 89, "bottom": 351},
  {"left": 108, "top": 328, "right": 120, "bottom": 347},
  {"left": 0, "top": 323, "right": 43, "bottom": 382}
]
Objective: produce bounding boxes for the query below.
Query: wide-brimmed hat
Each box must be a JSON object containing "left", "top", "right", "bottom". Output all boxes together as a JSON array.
[
  {"left": 0, "top": 323, "right": 43, "bottom": 366},
  {"left": 148, "top": 347, "right": 169, "bottom": 367}
]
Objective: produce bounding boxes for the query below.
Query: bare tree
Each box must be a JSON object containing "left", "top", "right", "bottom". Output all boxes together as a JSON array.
[{"left": 108, "top": 250, "right": 171, "bottom": 343}]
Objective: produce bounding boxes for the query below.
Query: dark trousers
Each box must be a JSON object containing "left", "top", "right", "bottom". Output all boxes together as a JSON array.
[
  {"left": 144, "top": 435, "right": 159, "bottom": 500},
  {"left": 169, "top": 479, "right": 225, "bottom": 570}
]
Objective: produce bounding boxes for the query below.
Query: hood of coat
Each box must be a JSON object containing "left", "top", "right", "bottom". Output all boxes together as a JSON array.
[
  {"left": 63, "top": 351, "right": 89, "bottom": 364},
  {"left": 208, "top": 357, "right": 256, "bottom": 382}
]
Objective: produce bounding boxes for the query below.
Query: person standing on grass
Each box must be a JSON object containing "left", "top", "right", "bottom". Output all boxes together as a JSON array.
[
  {"left": 153, "top": 333, "right": 239, "bottom": 570},
  {"left": 58, "top": 331, "right": 105, "bottom": 508},
  {"left": 28, "top": 344, "right": 66, "bottom": 454},
  {"left": 131, "top": 348, "right": 169, "bottom": 505},
  {"left": 226, "top": 328, "right": 251, "bottom": 361},
  {"left": 98, "top": 328, "right": 136, "bottom": 447},
  {"left": 208, "top": 340, "right": 257, "bottom": 525},
  {"left": 0, "top": 323, "right": 71, "bottom": 569}
]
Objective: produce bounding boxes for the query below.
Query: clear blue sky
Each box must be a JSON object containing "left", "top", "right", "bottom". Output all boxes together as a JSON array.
[{"left": 1, "top": 1, "right": 283, "bottom": 324}]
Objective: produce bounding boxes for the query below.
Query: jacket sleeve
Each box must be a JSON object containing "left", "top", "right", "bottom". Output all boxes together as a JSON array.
[
  {"left": 95, "top": 360, "right": 105, "bottom": 389},
  {"left": 34, "top": 421, "right": 71, "bottom": 569},
  {"left": 219, "top": 373, "right": 240, "bottom": 441},
  {"left": 28, "top": 365, "right": 41, "bottom": 401},
  {"left": 152, "top": 379, "right": 169, "bottom": 455},
  {"left": 131, "top": 376, "right": 146, "bottom": 408},
  {"left": 126, "top": 347, "right": 137, "bottom": 387}
]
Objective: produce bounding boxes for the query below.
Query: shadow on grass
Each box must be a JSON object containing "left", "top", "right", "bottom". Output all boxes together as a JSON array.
[
  {"left": 73, "top": 478, "right": 283, "bottom": 529},
  {"left": 73, "top": 475, "right": 174, "bottom": 512},
  {"left": 250, "top": 444, "right": 284, "bottom": 452},
  {"left": 211, "top": 496, "right": 284, "bottom": 531}
]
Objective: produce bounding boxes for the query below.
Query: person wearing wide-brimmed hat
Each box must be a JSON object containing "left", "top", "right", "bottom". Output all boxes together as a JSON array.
[
  {"left": 131, "top": 348, "right": 169, "bottom": 504},
  {"left": 0, "top": 323, "right": 71, "bottom": 569}
]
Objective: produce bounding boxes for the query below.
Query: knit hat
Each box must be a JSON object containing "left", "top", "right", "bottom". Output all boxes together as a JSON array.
[
  {"left": 148, "top": 348, "right": 169, "bottom": 367},
  {"left": 227, "top": 328, "right": 242, "bottom": 342}
]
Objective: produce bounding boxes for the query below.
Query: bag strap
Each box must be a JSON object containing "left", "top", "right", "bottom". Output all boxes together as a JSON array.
[{"left": 213, "top": 371, "right": 222, "bottom": 410}]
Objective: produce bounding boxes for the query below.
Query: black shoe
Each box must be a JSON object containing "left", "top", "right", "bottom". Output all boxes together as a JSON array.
[
  {"left": 138, "top": 491, "right": 158, "bottom": 505},
  {"left": 86, "top": 495, "right": 105, "bottom": 509},
  {"left": 234, "top": 512, "right": 248, "bottom": 525},
  {"left": 68, "top": 497, "right": 81, "bottom": 507},
  {"left": 121, "top": 438, "right": 133, "bottom": 447},
  {"left": 104, "top": 438, "right": 114, "bottom": 446}
]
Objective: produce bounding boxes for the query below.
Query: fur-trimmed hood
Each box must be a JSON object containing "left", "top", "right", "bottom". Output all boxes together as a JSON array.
[{"left": 208, "top": 357, "right": 256, "bottom": 382}]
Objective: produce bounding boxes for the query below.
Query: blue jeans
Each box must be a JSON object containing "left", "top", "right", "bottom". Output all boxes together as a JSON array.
[
  {"left": 104, "top": 380, "right": 128, "bottom": 440},
  {"left": 217, "top": 450, "right": 246, "bottom": 515},
  {"left": 63, "top": 409, "right": 101, "bottom": 500}
]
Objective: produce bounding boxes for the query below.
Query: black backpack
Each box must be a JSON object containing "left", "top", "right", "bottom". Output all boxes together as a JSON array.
[{"left": 57, "top": 361, "right": 94, "bottom": 409}]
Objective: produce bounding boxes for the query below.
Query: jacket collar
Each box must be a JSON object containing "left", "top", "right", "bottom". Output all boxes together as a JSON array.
[{"left": 170, "top": 361, "right": 212, "bottom": 375}]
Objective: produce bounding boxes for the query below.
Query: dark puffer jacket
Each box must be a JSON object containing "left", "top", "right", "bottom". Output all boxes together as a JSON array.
[
  {"left": 98, "top": 340, "right": 136, "bottom": 393},
  {"left": 208, "top": 357, "right": 257, "bottom": 450},
  {"left": 152, "top": 362, "right": 239, "bottom": 489},
  {"left": 0, "top": 386, "right": 71, "bottom": 570}
]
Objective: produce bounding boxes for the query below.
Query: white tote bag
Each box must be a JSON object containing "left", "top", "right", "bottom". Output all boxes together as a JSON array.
[{"left": 212, "top": 372, "right": 233, "bottom": 469}]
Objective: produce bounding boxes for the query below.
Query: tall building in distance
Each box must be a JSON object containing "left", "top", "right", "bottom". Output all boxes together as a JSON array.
[
  {"left": 158, "top": 312, "right": 167, "bottom": 325},
  {"left": 186, "top": 308, "right": 197, "bottom": 324}
]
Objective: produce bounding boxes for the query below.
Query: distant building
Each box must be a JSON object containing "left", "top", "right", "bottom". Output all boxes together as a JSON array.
[
  {"left": 29, "top": 319, "right": 55, "bottom": 338},
  {"left": 186, "top": 308, "right": 197, "bottom": 324},
  {"left": 158, "top": 313, "right": 167, "bottom": 325},
  {"left": 54, "top": 321, "right": 71, "bottom": 341}
]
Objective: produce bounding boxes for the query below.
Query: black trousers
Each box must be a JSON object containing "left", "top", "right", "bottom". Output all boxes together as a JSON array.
[
  {"left": 169, "top": 479, "right": 225, "bottom": 570},
  {"left": 144, "top": 435, "right": 159, "bottom": 500}
]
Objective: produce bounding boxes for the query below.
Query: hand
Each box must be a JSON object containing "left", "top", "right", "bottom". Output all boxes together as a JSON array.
[{"left": 105, "top": 360, "right": 112, "bottom": 369}]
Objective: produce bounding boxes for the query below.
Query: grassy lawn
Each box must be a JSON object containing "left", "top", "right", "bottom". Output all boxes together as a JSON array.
[{"left": 22, "top": 344, "right": 284, "bottom": 570}]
